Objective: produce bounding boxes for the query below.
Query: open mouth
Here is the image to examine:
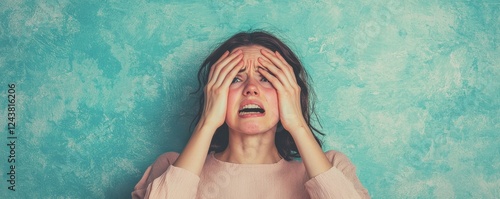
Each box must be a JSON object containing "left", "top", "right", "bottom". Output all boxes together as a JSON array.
[{"left": 239, "top": 104, "right": 265, "bottom": 115}]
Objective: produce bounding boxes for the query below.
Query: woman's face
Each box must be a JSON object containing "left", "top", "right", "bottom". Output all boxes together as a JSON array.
[{"left": 225, "top": 45, "right": 279, "bottom": 135}]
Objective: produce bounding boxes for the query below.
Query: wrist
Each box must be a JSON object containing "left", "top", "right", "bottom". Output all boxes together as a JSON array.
[
  {"left": 195, "top": 117, "right": 220, "bottom": 135},
  {"left": 284, "top": 119, "right": 309, "bottom": 135}
]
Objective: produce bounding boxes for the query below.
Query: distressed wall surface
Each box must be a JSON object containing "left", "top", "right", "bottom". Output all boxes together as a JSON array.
[{"left": 1, "top": 0, "right": 499, "bottom": 198}]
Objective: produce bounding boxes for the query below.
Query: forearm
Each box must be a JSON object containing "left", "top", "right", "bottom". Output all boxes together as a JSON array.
[
  {"left": 172, "top": 119, "right": 215, "bottom": 176},
  {"left": 289, "top": 122, "right": 332, "bottom": 178}
]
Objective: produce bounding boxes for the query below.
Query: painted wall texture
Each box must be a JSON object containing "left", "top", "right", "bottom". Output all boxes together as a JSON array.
[{"left": 1, "top": 0, "right": 499, "bottom": 198}]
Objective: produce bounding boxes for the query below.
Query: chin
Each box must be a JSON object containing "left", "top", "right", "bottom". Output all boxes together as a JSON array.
[
  {"left": 240, "top": 125, "right": 266, "bottom": 134},
  {"left": 230, "top": 122, "right": 277, "bottom": 135}
]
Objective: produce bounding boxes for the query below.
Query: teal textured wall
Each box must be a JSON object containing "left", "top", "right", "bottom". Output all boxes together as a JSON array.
[{"left": 1, "top": 0, "right": 499, "bottom": 198}]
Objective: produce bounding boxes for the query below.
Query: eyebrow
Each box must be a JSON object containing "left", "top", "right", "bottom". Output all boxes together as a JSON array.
[{"left": 238, "top": 66, "right": 262, "bottom": 74}]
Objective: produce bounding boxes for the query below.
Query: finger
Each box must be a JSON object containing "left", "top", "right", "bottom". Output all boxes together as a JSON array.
[
  {"left": 258, "top": 67, "right": 284, "bottom": 91},
  {"left": 214, "top": 55, "right": 243, "bottom": 87},
  {"left": 209, "top": 51, "right": 229, "bottom": 81},
  {"left": 209, "top": 50, "right": 242, "bottom": 86},
  {"left": 213, "top": 51, "right": 230, "bottom": 66},
  {"left": 260, "top": 49, "right": 296, "bottom": 84},
  {"left": 211, "top": 50, "right": 242, "bottom": 81},
  {"left": 220, "top": 60, "right": 245, "bottom": 88},
  {"left": 258, "top": 57, "right": 293, "bottom": 87},
  {"left": 275, "top": 51, "right": 297, "bottom": 82}
]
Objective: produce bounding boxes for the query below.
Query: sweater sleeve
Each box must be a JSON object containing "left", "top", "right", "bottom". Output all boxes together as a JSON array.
[
  {"left": 304, "top": 150, "right": 370, "bottom": 199},
  {"left": 131, "top": 152, "right": 200, "bottom": 199}
]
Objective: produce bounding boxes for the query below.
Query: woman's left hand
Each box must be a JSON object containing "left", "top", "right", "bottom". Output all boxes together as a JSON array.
[
  {"left": 258, "top": 49, "right": 306, "bottom": 132},
  {"left": 259, "top": 49, "right": 334, "bottom": 179}
]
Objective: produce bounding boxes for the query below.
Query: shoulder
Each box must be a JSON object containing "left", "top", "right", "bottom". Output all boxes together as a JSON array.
[
  {"left": 307, "top": 150, "right": 370, "bottom": 198},
  {"left": 323, "top": 150, "right": 357, "bottom": 172},
  {"left": 153, "top": 152, "right": 180, "bottom": 166},
  {"left": 146, "top": 152, "right": 180, "bottom": 182},
  {"left": 132, "top": 152, "right": 182, "bottom": 197}
]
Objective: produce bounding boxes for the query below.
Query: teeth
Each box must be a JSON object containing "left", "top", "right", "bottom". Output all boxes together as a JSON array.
[
  {"left": 239, "top": 104, "right": 265, "bottom": 115},
  {"left": 239, "top": 111, "right": 260, "bottom": 115},
  {"left": 242, "top": 104, "right": 261, "bottom": 109}
]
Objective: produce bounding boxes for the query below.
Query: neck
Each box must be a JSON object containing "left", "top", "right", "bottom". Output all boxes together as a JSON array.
[{"left": 215, "top": 129, "right": 282, "bottom": 164}]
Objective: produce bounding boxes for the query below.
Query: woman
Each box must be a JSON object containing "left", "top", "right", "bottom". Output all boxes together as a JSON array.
[{"left": 132, "top": 31, "right": 370, "bottom": 199}]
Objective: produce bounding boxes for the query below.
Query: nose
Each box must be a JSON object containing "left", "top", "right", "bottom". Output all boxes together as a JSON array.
[{"left": 243, "top": 80, "right": 259, "bottom": 96}]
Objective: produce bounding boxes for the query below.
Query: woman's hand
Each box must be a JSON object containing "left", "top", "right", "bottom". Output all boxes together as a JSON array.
[
  {"left": 199, "top": 50, "right": 244, "bottom": 131},
  {"left": 258, "top": 49, "right": 332, "bottom": 178},
  {"left": 173, "top": 50, "right": 243, "bottom": 176},
  {"left": 257, "top": 49, "right": 306, "bottom": 132}
]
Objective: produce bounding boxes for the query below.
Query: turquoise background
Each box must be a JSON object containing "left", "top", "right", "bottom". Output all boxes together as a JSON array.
[{"left": 1, "top": 0, "right": 499, "bottom": 198}]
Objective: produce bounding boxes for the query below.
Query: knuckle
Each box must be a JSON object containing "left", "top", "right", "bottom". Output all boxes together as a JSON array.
[
  {"left": 213, "top": 87, "right": 223, "bottom": 95},
  {"left": 204, "top": 85, "right": 211, "bottom": 93},
  {"left": 212, "top": 63, "right": 222, "bottom": 70},
  {"left": 284, "top": 90, "right": 292, "bottom": 96}
]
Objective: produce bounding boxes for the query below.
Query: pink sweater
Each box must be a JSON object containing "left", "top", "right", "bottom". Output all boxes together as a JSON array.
[{"left": 132, "top": 150, "right": 369, "bottom": 199}]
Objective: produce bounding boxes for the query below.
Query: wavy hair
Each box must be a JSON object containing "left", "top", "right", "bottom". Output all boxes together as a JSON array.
[{"left": 192, "top": 31, "right": 323, "bottom": 160}]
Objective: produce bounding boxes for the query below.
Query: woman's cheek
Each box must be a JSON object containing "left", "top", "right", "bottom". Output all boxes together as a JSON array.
[
  {"left": 261, "top": 82, "right": 274, "bottom": 89},
  {"left": 265, "top": 89, "right": 280, "bottom": 119},
  {"left": 226, "top": 87, "right": 240, "bottom": 118}
]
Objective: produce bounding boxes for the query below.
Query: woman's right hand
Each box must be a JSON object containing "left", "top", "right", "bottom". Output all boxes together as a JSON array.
[
  {"left": 173, "top": 50, "right": 243, "bottom": 176},
  {"left": 198, "top": 49, "right": 244, "bottom": 131}
]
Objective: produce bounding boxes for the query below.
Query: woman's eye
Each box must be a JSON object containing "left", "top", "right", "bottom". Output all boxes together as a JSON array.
[
  {"left": 231, "top": 78, "right": 241, "bottom": 83},
  {"left": 261, "top": 77, "right": 269, "bottom": 82}
]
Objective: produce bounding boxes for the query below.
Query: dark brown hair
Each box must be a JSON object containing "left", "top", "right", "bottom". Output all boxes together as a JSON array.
[{"left": 192, "top": 31, "right": 323, "bottom": 160}]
